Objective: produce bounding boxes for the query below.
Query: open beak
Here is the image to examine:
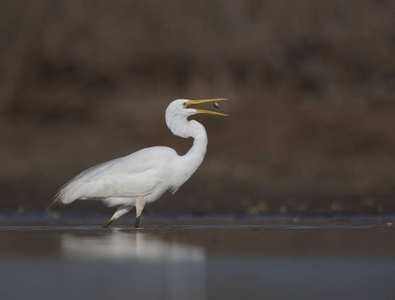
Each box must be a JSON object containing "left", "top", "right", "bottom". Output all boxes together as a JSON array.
[{"left": 189, "top": 98, "right": 228, "bottom": 116}]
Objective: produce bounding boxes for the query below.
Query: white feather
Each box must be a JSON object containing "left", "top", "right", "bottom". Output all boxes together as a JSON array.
[{"left": 50, "top": 98, "right": 227, "bottom": 227}]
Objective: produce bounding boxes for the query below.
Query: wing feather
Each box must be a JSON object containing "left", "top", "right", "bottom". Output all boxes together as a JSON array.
[{"left": 50, "top": 146, "right": 178, "bottom": 206}]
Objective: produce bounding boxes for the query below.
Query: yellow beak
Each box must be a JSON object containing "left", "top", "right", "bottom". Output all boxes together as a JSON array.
[{"left": 189, "top": 98, "right": 228, "bottom": 116}]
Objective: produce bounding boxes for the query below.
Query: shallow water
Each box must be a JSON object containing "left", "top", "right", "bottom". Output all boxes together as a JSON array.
[{"left": 1, "top": 214, "right": 395, "bottom": 299}]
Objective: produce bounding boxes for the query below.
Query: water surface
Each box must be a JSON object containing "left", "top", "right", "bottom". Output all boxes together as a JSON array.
[{"left": 1, "top": 214, "right": 395, "bottom": 299}]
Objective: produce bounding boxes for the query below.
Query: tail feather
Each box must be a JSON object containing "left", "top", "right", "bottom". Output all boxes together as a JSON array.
[
  {"left": 47, "top": 158, "right": 118, "bottom": 211},
  {"left": 47, "top": 179, "right": 79, "bottom": 210},
  {"left": 46, "top": 191, "right": 62, "bottom": 211}
]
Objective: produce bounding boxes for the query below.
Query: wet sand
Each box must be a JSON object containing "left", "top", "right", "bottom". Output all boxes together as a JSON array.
[{"left": 1, "top": 214, "right": 395, "bottom": 299}]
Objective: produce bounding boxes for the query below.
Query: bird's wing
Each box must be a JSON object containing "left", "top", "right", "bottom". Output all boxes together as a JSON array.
[
  {"left": 55, "top": 147, "right": 177, "bottom": 203},
  {"left": 79, "top": 167, "right": 165, "bottom": 199}
]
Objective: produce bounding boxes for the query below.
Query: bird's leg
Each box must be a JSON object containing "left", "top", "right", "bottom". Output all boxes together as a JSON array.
[
  {"left": 103, "top": 207, "right": 132, "bottom": 228},
  {"left": 135, "top": 200, "right": 146, "bottom": 228},
  {"left": 135, "top": 215, "right": 140, "bottom": 228}
]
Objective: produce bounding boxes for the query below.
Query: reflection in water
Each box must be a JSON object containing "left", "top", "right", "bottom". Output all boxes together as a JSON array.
[
  {"left": 62, "top": 230, "right": 204, "bottom": 261},
  {"left": 61, "top": 230, "right": 206, "bottom": 300}
]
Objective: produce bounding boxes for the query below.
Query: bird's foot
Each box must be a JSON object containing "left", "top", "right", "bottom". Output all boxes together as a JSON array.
[{"left": 103, "top": 218, "right": 114, "bottom": 228}]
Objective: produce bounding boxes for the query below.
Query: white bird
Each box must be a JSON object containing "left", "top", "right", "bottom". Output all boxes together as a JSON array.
[{"left": 49, "top": 98, "right": 228, "bottom": 228}]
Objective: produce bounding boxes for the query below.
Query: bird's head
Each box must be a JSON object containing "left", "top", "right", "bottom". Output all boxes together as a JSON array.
[
  {"left": 165, "top": 98, "right": 228, "bottom": 138},
  {"left": 166, "top": 98, "right": 228, "bottom": 118}
]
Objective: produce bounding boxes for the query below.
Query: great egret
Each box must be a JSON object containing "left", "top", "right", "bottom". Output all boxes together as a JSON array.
[{"left": 49, "top": 98, "right": 228, "bottom": 228}]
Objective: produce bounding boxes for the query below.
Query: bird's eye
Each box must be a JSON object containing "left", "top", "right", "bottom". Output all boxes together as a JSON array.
[{"left": 183, "top": 102, "right": 187, "bottom": 107}]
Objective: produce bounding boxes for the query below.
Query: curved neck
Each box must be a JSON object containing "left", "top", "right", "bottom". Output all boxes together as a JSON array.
[
  {"left": 184, "top": 120, "right": 208, "bottom": 164},
  {"left": 166, "top": 115, "right": 208, "bottom": 168},
  {"left": 165, "top": 112, "right": 209, "bottom": 193}
]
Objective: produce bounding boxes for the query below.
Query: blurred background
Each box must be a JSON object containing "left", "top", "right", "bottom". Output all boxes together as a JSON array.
[{"left": 1, "top": 0, "right": 395, "bottom": 215}]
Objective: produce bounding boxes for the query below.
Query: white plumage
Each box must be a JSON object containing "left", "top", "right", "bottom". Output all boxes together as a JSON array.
[{"left": 49, "top": 98, "right": 228, "bottom": 228}]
